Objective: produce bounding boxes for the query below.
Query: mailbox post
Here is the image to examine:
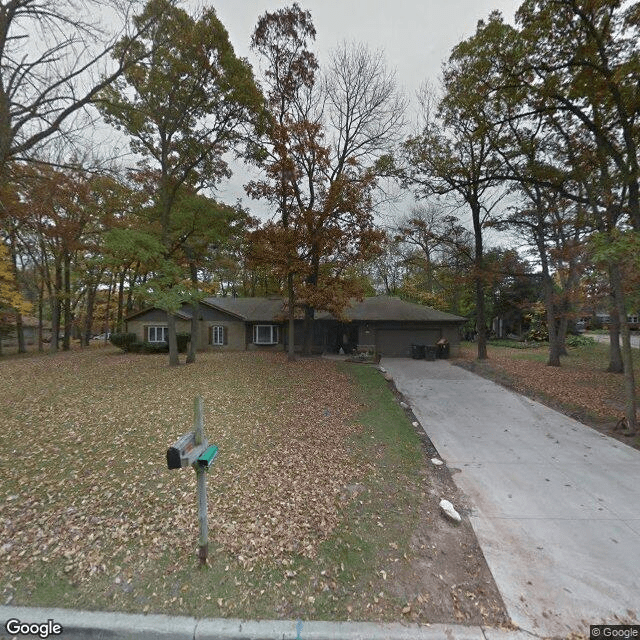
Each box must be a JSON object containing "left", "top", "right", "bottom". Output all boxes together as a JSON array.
[
  {"left": 167, "top": 395, "right": 218, "bottom": 567},
  {"left": 193, "top": 396, "right": 208, "bottom": 566}
]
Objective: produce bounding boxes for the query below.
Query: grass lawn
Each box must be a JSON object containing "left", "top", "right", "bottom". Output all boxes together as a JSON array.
[
  {"left": 0, "top": 348, "right": 506, "bottom": 624},
  {"left": 455, "top": 340, "right": 640, "bottom": 449}
]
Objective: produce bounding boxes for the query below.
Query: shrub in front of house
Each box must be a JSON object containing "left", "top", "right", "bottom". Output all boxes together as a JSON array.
[
  {"left": 141, "top": 341, "right": 169, "bottom": 353},
  {"left": 109, "top": 333, "right": 139, "bottom": 351},
  {"left": 176, "top": 332, "right": 190, "bottom": 353},
  {"left": 140, "top": 336, "right": 189, "bottom": 353},
  {"left": 565, "top": 334, "right": 596, "bottom": 347}
]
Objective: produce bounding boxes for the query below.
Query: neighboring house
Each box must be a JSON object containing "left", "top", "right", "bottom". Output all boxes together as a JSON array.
[
  {"left": 125, "top": 295, "right": 466, "bottom": 358},
  {"left": 491, "top": 309, "right": 529, "bottom": 339},
  {"left": 0, "top": 314, "right": 52, "bottom": 348},
  {"left": 582, "top": 311, "right": 640, "bottom": 330}
]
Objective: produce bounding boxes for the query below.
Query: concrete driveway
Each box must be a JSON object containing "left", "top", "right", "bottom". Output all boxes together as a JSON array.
[{"left": 381, "top": 358, "right": 640, "bottom": 638}]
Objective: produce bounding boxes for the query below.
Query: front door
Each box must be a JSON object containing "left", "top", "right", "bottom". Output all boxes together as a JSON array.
[{"left": 337, "top": 323, "right": 359, "bottom": 354}]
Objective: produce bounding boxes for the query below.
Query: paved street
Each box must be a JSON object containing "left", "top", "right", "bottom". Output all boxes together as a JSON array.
[{"left": 381, "top": 358, "right": 640, "bottom": 638}]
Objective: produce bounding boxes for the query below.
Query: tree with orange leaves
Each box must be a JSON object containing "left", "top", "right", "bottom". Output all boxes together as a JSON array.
[{"left": 247, "top": 4, "right": 402, "bottom": 356}]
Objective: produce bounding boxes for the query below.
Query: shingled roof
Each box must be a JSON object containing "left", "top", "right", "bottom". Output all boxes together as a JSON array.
[
  {"left": 126, "top": 295, "right": 466, "bottom": 323},
  {"left": 123, "top": 307, "right": 192, "bottom": 322},
  {"left": 202, "top": 295, "right": 465, "bottom": 323},
  {"left": 202, "top": 297, "right": 290, "bottom": 321},
  {"left": 336, "top": 296, "right": 466, "bottom": 322}
]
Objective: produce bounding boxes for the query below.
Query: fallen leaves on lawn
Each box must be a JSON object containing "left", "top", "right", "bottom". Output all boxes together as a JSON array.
[
  {"left": 0, "top": 351, "right": 365, "bottom": 585},
  {"left": 457, "top": 344, "right": 640, "bottom": 425}
]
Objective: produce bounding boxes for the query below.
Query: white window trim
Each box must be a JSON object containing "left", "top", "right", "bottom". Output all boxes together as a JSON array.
[
  {"left": 147, "top": 326, "right": 168, "bottom": 343},
  {"left": 211, "top": 325, "right": 224, "bottom": 345},
  {"left": 253, "top": 324, "right": 279, "bottom": 345}
]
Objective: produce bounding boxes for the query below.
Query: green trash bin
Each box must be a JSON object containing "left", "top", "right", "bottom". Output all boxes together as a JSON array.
[{"left": 425, "top": 345, "right": 437, "bottom": 360}]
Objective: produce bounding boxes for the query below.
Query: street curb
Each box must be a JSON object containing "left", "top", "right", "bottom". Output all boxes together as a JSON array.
[{"left": 0, "top": 605, "right": 517, "bottom": 640}]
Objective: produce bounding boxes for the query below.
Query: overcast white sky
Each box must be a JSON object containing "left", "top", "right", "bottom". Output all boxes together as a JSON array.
[
  {"left": 211, "top": 0, "right": 520, "bottom": 93},
  {"left": 193, "top": 1, "right": 522, "bottom": 228}
]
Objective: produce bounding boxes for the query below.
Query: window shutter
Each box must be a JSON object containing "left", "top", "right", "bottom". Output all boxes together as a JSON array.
[
  {"left": 223, "top": 326, "right": 228, "bottom": 345},
  {"left": 209, "top": 325, "right": 213, "bottom": 345}
]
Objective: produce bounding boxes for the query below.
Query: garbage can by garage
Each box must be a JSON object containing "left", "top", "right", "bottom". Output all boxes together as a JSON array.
[
  {"left": 411, "top": 344, "right": 426, "bottom": 359},
  {"left": 436, "top": 337, "right": 450, "bottom": 359},
  {"left": 425, "top": 345, "right": 437, "bottom": 360}
]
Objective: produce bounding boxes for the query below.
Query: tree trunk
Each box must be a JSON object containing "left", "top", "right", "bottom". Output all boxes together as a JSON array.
[
  {"left": 472, "top": 202, "right": 487, "bottom": 360},
  {"left": 287, "top": 273, "right": 295, "bottom": 361},
  {"left": 544, "top": 275, "right": 561, "bottom": 367},
  {"left": 62, "top": 254, "right": 71, "bottom": 351},
  {"left": 186, "top": 258, "right": 199, "bottom": 364},
  {"left": 302, "top": 305, "right": 314, "bottom": 356},
  {"left": 9, "top": 235, "right": 26, "bottom": 353},
  {"left": 558, "top": 315, "right": 569, "bottom": 357},
  {"left": 536, "top": 229, "right": 561, "bottom": 367},
  {"left": 187, "top": 306, "right": 198, "bottom": 364},
  {"left": 50, "top": 264, "right": 62, "bottom": 354},
  {"left": 116, "top": 268, "right": 126, "bottom": 332},
  {"left": 607, "top": 305, "right": 623, "bottom": 374},
  {"left": 15, "top": 312, "right": 25, "bottom": 353},
  {"left": 104, "top": 273, "right": 114, "bottom": 345},
  {"left": 475, "top": 275, "right": 487, "bottom": 359},
  {"left": 167, "top": 313, "right": 179, "bottom": 366},
  {"left": 610, "top": 261, "right": 637, "bottom": 434},
  {"left": 84, "top": 283, "right": 97, "bottom": 346},
  {"left": 126, "top": 263, "right": 139, "bottom": 315},
  {"left": 37, "top": 283, "right": 44, "bottom": 352},
  {"left": 546, "top": 324, "right": 562, "bottom": 367}
]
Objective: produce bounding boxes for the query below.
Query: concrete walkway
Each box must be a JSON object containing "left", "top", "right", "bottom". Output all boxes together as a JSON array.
[{"left": 381, "top": 358, "right": 640, "bottom": 638}]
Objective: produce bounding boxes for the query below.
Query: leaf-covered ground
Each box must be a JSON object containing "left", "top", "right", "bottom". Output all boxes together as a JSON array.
[
  {"left": 455, "top": 341, "right": 640, "bottom": 449},
  {"left": 0, "top": 347, "right": 507, "bottom": 625}
]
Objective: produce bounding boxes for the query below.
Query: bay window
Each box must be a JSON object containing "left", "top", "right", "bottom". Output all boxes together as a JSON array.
[{"left": 253, "top": 324, "right": 279, "bottom": 345}]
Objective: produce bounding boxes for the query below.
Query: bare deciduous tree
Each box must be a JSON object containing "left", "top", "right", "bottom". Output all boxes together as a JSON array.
[
  {"left": 325, "top": 41, "right": 407, "bottom": 179},
  {"left": 0, "top": 0, "right": 157, "bottom": 179}
]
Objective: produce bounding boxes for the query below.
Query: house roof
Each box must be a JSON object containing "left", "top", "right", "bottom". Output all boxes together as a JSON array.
[
  {"left": 332, "top": 296, "right": 466, "bottom": 323},
  {"left": 205, "top": 295, "right": 465, "bottom": 323},
  {"left": 124, "top": 306, "right": 192, "bottom": 322},
  {"left": 125, "top": 296, "right": 466, "bottom": 324},
  {"left": 202, "top": 297, "right": 289, "bottom": 322},
  {"left": 0, "top": 313, "right": 51, "bottom": 329}
]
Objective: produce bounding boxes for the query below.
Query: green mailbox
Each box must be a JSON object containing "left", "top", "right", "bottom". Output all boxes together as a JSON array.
[{"left": 197, "top": 445, "right": 219, "bottom": 469}]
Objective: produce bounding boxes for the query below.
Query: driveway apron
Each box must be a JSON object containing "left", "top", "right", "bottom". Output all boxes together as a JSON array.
[{"left": 381, "top": 358, "right": 640, "bottom": 637}]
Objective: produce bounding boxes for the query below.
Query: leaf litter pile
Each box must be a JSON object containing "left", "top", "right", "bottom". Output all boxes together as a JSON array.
[{"left": 0, "top": 348, "right": 508, "bottom": 625}]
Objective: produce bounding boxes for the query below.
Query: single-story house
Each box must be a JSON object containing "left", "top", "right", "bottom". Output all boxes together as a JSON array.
[
  {"left": 578, "top": 310, "right": 640, "bottom": 331},
  {"left": 125, "top": 295, "right": 466, "bottom": 358},
  {"left": 0, "top": 314, "right": 52, "bottom": 348}
]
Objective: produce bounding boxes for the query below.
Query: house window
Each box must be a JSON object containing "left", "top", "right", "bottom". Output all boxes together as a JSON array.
[
  {"left": 253, "top": 324, "right": 279, "bottom": 345},
  {"left": 628, "top": 315, "right": 639, "bottom": 325},
  {"left": 147, "top": 326, "right": 168, "bottom": 342},
  {"left": 211, "top": 325, "right": 224, "bottom": 345}
]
